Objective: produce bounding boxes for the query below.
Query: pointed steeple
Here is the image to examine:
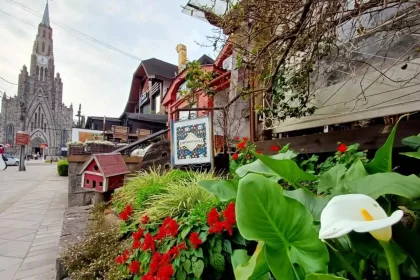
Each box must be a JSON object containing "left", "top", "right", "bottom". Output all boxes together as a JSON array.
[{"left": 41, "top": 2, "right": 50, "bottom": 26}]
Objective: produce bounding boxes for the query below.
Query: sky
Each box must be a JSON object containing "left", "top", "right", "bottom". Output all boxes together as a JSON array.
[{"left": 0, "top": 0, "right": 216, "bottom": 118}]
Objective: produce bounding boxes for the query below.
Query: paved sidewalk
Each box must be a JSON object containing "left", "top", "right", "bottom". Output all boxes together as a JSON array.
[{"left": 0, "top": 164, "right": 67, "bottom": 280}]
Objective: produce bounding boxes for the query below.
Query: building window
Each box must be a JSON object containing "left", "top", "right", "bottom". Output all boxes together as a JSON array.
[
  {"left": 40, "top": 67, "right": 44, "bottom": 82},
  {"left": 44, "top": 123, "right": 46, "bottom": 132},
  {"left": 62, "top": 130, "right": 67, "bottom": 147},
  {"left": 38, "top": 107, "right": 41, "bottom": 128},
  {"left": 42, "top": 41, "right": 45, "bottom": 53},
  {"left": 153, "top": 94, "right": 161, "bottom": 113},
  {"left": 6, "top": 124, "right": 14, "bottom": 145},
  {"left": 34, "top": 113, "right": 38, "bottom": 128},
  {"left": 43, "top": 30, "right": 46, "bottom": 37},
  {"left": 31, "top": 122, "right": 34, "bottom": 131},
  {"left": 179, "top": 103, "right": 197, "bottom": 120},
  {"left": 45, "top": 68, "right": 48, "bottom": 79}
]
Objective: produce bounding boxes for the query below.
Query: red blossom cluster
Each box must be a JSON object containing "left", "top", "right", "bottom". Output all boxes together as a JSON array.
[
  {"left": 119, "top": 205, "right": 133, "bottom": 221},
  {"left": 141, "top": 215, "right": 150, "bottom": 224},
  {"left": 189, "top": 232, "right": 203, "bottom": 249},
  {"left": 337, "top": 143, "right": 347, "bottom": 153},
  {"left": 207, "top": 203, "right": 236, "bottom": 236},
  {"left": 116, "top": 249, "right": 130, "bottom": 264},
  {"left": 270, "top": 145, "right": 280, "bottom": 152},
  {"left": 156, "top": 217, "right": 179, "bottom": 239}
]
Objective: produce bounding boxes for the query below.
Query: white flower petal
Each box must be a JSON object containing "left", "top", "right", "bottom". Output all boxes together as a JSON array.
[{"left": 352, "top": 210, "right": 404, "bottom": 233}]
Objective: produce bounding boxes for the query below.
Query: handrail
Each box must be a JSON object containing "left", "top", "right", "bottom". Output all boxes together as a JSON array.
[
  {"left": 150, "top": 82, "right": 160, "bottom": 95},
  {"left": 113, "top": 128, "right": 169, "bottom": 154}
]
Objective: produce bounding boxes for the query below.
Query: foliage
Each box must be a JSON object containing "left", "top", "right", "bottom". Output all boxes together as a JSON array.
[
  {"left": 198, "top": 116, "right": 420, "bottom": 279},
  {"left": 62, "top": 204, "right": 130, "bottom": 280},
  {"left": 57, "top": 159, "right": 69, "bottom": 176},
  {"left": 400, "top": 134, "right": 420, "bottom": 160}
]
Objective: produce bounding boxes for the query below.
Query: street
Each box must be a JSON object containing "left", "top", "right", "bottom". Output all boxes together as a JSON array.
[{"left": 0, "top": 163, "right": 67, "bottom": 280}]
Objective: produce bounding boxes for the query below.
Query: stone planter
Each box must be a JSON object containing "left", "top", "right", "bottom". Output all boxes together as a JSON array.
[
  {"left": 68, "top": 145, "right": 85, "bottom": 155},
  {"left": 85, "top": 143, "right": 116, "bottom": 154}
]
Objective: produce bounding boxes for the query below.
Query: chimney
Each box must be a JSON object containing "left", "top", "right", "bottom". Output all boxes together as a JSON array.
[{"left": 176, "top": 44, "right": 187, "bottom": 73}]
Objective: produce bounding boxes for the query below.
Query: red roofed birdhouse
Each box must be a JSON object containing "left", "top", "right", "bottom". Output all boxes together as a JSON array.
[{"left": 78, "top": 153, "right": 130, "bottom": 193}]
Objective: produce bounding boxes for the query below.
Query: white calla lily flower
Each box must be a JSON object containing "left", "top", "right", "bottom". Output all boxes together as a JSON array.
[{"left": 319, "top": 194, "right": 404, "bottom": 241}]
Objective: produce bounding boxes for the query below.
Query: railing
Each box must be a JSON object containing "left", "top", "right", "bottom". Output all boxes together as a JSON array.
[
  {"left": 113, "top": 128, "right": 169, "bottom": 155},
  {"left": 150, "top": 82, "right": 160, "bottom": 96}
]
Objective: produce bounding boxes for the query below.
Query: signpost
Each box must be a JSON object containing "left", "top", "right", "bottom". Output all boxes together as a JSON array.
[
  {"left": 16, "top": 131, "right": 30, "bottom": 171},
  {"left": 172, "top": 116, "right": 212, "bottom": 167}
]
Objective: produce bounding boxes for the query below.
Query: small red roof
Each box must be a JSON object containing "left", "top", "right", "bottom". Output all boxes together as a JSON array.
[{"left": 78, "top": 153, "right": 130, "bottom": 177}]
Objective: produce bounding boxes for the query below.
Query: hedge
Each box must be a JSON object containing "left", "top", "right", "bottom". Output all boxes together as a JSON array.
[{"left": 57, "top": 159, "right": 69, "bottom": 176}]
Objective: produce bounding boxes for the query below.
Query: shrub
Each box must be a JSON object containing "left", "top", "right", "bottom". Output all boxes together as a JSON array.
[
  {"left": 62, "top": 204, "right": 130, "bottom": 280},
  {"left": 57, "top": 159, "right": 69, "bottom": 176}
]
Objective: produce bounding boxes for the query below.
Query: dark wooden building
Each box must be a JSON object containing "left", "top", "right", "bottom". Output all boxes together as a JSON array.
[{"left": 85, "top": 116, "right": 121, "bottom": 131}]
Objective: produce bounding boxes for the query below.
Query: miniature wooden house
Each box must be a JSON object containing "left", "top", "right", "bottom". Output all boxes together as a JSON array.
[{"left": 78, "top": 153, "right": 130, "bottom": 193}]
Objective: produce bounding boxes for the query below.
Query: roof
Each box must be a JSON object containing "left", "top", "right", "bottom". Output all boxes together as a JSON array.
[
  {"left": 86, "top": 116, "right": 121, "bottom": 122},
  {"left": 41, "top": 3, "right": 50, "bottom": 27},
  {"left": 142, "top": 58, "right": 178, "bottom": 80},
  {"left": 197, "top": 54, "right": 215, "bottom": 65},
  {"left": 78, "top": 153, "right": 130, "bottom": 177},
  {"left": 125, "top": 113, "right": 168, "bottom": 124}
]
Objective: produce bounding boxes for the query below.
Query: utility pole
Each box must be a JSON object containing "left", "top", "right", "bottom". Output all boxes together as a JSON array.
[{"left": 18, "top": 97, "right": 26, "bottom": 171}]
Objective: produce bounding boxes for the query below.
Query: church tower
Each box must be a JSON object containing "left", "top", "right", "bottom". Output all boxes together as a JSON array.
[{"left": 0, "top": 2, "right": 73, "bottom": 157}]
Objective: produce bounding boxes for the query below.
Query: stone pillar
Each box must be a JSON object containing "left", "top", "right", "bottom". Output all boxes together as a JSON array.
[{"left": 68, "top": 161, "right": 94, "bottom": 207}]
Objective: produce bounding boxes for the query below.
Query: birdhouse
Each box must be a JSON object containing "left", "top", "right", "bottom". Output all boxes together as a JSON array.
[{"left": 78, "top": 153, "right": 130, "bottom": 193}]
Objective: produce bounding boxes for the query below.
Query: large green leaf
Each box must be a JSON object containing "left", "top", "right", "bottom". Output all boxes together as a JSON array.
[
  {"left": 345, "top": 172, "right": 420, "bottom": 200},
  {"left": 402, "top": 134, "right": 420, "bottom": 150},
  {"left": 365, "top": 115, "right": 406, "bottom": 174},
  {"left": 305, "top": 274, "right": 348, "bottom": 280},
  {"left": 317, "top": 164, "right": 346, "bottom": 195},
  {"left": 393, "top": 223, "right": 420, "bottom": 269},
  {"left": 284, "top": 189, "right": 328, "bottom": 222},
  {"left": 236, "top": 150, "right": 297, "bottom": 178},
  {"left": 400, "top": 151, "right": 420, "bottom": 159},
  {"left": 233, "top": 242, "right": 270, "bottom": 280},
  {"left": 253, "top": 153, "right": 317, "bottom": 186},
  {"left": 236, "top": 174, "right": 329, "bottom": 279},
  {"left": 198, "top": 179, "right": 238, "bottom": 201}
]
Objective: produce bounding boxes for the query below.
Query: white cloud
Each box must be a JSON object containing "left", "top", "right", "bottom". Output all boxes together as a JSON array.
[{"left": 0, "top": 0, "right": 216, "bottom": 118}]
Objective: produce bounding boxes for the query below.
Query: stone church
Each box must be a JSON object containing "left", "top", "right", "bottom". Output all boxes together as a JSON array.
[{"left": 0, "top": 3, "right": 73, "bottom": 156}]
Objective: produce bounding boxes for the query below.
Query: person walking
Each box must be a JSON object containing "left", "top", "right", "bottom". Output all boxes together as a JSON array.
[{"left": 0, "top": 144, "right": 8, "bottom": 170}]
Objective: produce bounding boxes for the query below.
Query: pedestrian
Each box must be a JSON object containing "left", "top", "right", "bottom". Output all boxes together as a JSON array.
[{"left": 0, "top": 144, "right": 8, "bottom": 170}]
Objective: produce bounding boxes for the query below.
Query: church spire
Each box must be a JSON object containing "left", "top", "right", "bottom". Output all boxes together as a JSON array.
[{"left": 41, "top": 2, "right": 50, "bottom": 27}]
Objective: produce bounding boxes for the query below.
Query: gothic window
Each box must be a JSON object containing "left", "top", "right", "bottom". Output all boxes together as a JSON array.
[
  {"left": 41, "top": 114, "right": 44, "bottom": 128},
  {"left": 62, "top": 130, "right": 67, "bottom": 147},
  {"left": 38, "top": 107, "right": 41, "bottom": 128},
  {"left": 44, "top": 123, "right": 47, "bottom": 132},
  {"left": 34, "top": 113, "right": 38, "bottom": 128},
  {"left": 42, "top": 41, "right": 45, "bottom": 53},
  {"left": 31, "top": 122, "right": 34, "bottom": 131},
  {"left": 45, "top": 68, "right": 48, "bottom": 79},
  {"left": 40, "top": 67, "right": 44, "bottom": 81},
  {"left": 6, "top": 124, "right": 14, "bottom": 145},
  {"left": 36, "top": 66, "right": 39, "bottom": 76},
  {"left": 52, "top": 96, "right": 55, "bottom": 110},
  {"left": 43, "top": 30, "right": 46, "bottom": 37}
]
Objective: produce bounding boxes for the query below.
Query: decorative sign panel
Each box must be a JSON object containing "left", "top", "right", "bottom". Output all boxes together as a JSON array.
[
  {"left": 16, "top": 131, "right": 30, "bottom": 145},
  {"left": 173, "top": 116, "right": 211, "bottom": 165}
]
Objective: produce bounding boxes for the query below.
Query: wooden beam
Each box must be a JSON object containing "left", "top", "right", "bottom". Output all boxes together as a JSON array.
[{"left": 256, "top": 120, "right": 420, "bottom": 154}]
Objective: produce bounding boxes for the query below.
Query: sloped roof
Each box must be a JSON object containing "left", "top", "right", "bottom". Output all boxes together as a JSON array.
[
  {"left": 197, "top": 54, "right": 215, "bottom": 65},
  {"left": 142, "top": 58, "right": 178, "bottom": 80},
  {"left": 126, "top": 113, "right": 168, "bottom": 124},
  {"left": 41, "top": 3, "right": 50, "bottom": 26},
  {"left": 78, "top": 153, "right": 130, "bottom": 177},
  {"left": 86, "top": 116, "right": 120, "bottom": 122}
]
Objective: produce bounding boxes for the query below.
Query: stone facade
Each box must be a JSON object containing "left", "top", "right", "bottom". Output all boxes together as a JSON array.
[{"left": 0, "top": 3, "right": 73, "bottom": 156}]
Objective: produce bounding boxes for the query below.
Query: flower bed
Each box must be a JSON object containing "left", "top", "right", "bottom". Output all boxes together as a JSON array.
[{"left": 63, "top": 116, "right": 420, "bottom": 280}]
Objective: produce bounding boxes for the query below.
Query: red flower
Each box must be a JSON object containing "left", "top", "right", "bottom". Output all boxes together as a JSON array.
[
  {"left": 156, "top": 217, "right": 179, "bottom": 240},
  {"left": 132, "top": 228, "right": 144, "bottom": 240},
  {"left": 169, "top": 243, "right": 186, "bottom": 258},
  {"left": 119, "top": 211, "right": 129, "bottom": 221},
  {"left": 159, "top": 252, "right": 171, "bottom": 266},
  {"left": 142, "top": 233, "right": 155, "bottom": 252},
  {"left": 125, "top": 205, "right": 133, "bottom": 215},
  {"left": 157, "top": 264, "right": 175, "bottom": 279},
  {"left": 189, "top": 232, "right": 203, "bottom": 249},
  {"left": 337, "top": 143, "right": 347, "bottom": 153},
  {"left": 209, "top": 221, "right": 225, "bottom": 234},
  {"left": 223, "top": 202, "right": 236, "bottom": 225},
  {"left": 150, "top": 252, "right": 161, "bottom": 274},
  {"left": 207, "top": 208, "right": 219, "bottom": 226},
  {"left": 257, "top": 150, "right": 262, "bottom": 154},
  {"left": 116, "top": 249, "right": 130, "bottom": 264},
  {"left": 141, "top": 215, "right": 150, "bottom": 224},
  {"left": 270, "top": 145, "right": 280, "bottom": 152},
  {"left": 243, "top": 137, "right": 249, "bottom": 142},
  {"left": 224, "top": 222, "right": 233, "bottom": 236},
  {"left": 141, "top": 273, "right": 155, "bottom": 280},
  {"left": 234, "top": 136, "right": 239, "bottom": 141},
  {"left": 132, "top": 239, "right": 141, "bottom": 250},
  {"left": 237, "top": 141, "right": 246, "bottom": 150},
  {"left": 129, "top": 261, "right": 140, "bottom": 274},
  {"left": 232, "top": 153, "right": 239, "bottom": 161}
]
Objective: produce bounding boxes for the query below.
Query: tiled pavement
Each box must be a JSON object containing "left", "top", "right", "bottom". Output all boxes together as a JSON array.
[{"left": 0, "top": 163, "right": 67, "bottom": 280}]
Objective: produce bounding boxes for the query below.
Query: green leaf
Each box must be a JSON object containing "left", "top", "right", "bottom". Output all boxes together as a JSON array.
[
  {"left": 194, "top": 247, "right": 204, "bottom": 258},
  {"left": 345, "top": 172, "right": 420, "bottom": 200},
  {"left": 402, "top": 134, "right": 420, "bottom": 149},
  {"left": 236, "top": 150, "right": 297, "bottom": 178},
  {"left": 176, "top": 269, "right": 186, "bottom": 280},
  {"left": 400, "top": 151, "right": 420, "bottom": 159},
  {"left": 210, "top": 252, "right": 225, "bottom": 271},
  {"left": 253, "top": 153, "right": 317, "bottom": 186},
  {"left": 223, "top": 240, "right": 232, "bottom": 254},
  {"left": 214, "top": 238, "right": 223, "bottom": 253},
  {"left": 198, "top": 179, "right": 238, "bottom": 201},
  {"left": 236, "top": 174, "right": 329, "bottom": 279},
  {"left": 231, "top": 249, "right": 250, "bottom": 272},
  {"left": 393, "top": 223, "right": 420, "bottom": 268},
  {"left": 232, "top": 232, "right": 246, "bottom": 246},
  {"left": 234, "top": 242, "right": 270, "bottom": 280},
  {"left": 317, "top": 164, "right": 346, "bottom": 194},
  {"left": 284, "top": 189, "right": 329, "bottom": 222},
  {"left": 183, "top": 259, "right": 192, "bottom": 273},
  {"left": 342, "top": 158, "right": 369, "bottom": 182},
  {"left": 192, "top": 259, "right": 204, "bottom": 278},
  {"left": 365, "top": 115, "right": 407, "bottom": 174},
  {"left": 305, "top": 274, "right": 348, "bottom": 280},
  {"left": 180, "top": 226, "right": 192, "bottom": 240}
]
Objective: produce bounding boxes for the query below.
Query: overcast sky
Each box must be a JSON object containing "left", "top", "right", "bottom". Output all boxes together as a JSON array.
[{"left": 0, "top": 0, "right": 215, "bottom": 118}]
